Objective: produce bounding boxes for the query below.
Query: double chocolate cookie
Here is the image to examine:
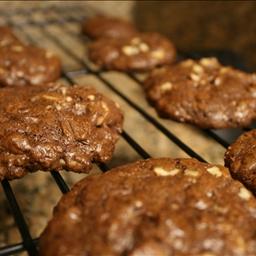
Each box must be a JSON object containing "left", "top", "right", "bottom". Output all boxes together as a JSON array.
[
  {"left": 225, "top": 129, "right": 256, "bottom": 194},
  {"left": 0, "top": 44, "right": 61, "bottom": 87},
  {"left": 0, "top": 27, "right": 61, "bottom": 87},
  {"left": 82, "top": 16, "right": 138, "bottom": 39},
  {"left": 88, "top": 33, "right": 176, "bottom": 72},
  {"left": 144, "top": 58, "right": 256, "bottom": 129},
  {"left": 40, "top": 158, "right": 256, "bottom": 256},
  {"left": 0, "top": 84, "right": 123, "bottom": 180}
]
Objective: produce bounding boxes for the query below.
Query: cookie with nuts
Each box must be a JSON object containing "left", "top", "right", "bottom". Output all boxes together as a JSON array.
[
  {"left": 144, "top": 57, "right": 256, "bottom": 129},
  {"left": 82, "top": 16, "right": 138, "bottom": 39},
  {"left": 88, "top": 32, "right": 176, "bottom": 72},
  {"left": 0, "top": 43, "right": 61, "bottom": 87},
  {"left": 225, "top": 129, "right": 256, "bottom": 195},
  {"left": 40, "top": 158, "right": 256, "bottom": 256},
  {"left": 0, "top": 26, "right": 22, "bottom": 48},
  {"left": 0, "top": 84, "right": 123, "bottom": 180}
]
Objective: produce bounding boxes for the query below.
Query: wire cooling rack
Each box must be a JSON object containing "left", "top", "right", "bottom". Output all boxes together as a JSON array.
[{"left": 0, "top": 4, "right": 253, "bottom": 256}]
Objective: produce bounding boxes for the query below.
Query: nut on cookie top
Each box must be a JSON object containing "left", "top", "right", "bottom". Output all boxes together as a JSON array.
[
  {"left": 40, "top": 158, "right": 256, "bottom": 256},
  {"left": 0, "top": 84, "right": 123, "bottom": 180},
  {"left": 88, "top": 32, "right": 176, "bottom": 71},
  {"left": 145, "top": 57, "right": 256, "bottom": 128}
]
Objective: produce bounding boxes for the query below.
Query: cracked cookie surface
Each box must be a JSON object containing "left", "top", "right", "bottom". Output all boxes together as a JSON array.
[
  {"left": 40, "top": 158, "right": 256, "bottom": 256},
  {"left": 0, "top": 84, "right": 123, "bottom": 180},
  {"left": 144, "top": 58, "right": 256, "bottom": 128}
]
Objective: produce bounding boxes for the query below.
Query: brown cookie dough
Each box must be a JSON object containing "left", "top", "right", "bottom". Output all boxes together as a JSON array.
[
  {"left": 0, "top": 44, "right": 61, "bottom": 87},
  {"left": 144, "top": 58, "right": 256, "bottom": 129},
  {"left": 40, "top": 158, "right": 256, "bottom": 256},
  {"left": 88, "top": 33, "right": 176, "bottom": 72},
  {"left": 225, "top": 129, "right": 256, "bottom": 194},
  {"left": 0, "top": 84, "right": 123, "bottom": 180},
  {"left": 82, "top": 16, "right": 138, "bottom": 39},
  {"left": 0, "top": 26, "right": 22, "bottom": 48}
]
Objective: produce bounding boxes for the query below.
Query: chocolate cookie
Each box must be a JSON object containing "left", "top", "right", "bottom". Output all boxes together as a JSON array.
[
  {"left": 88, "top": 33, "right": 176, "bottom": 72},
  {"left": 40, "top": 158, "right": 256, "bottom": 256},
  {"left": 144, "top": 58, "right": 256, "bottom": 129},
  {"left": 0, "top": 84, "right": 123, "bottom": 180},
  {"left": 0, "top": 44, "right": 61, "bottom": 87},
  {"left": 82, "top": 16, "right": 138, "bottom": 39},
  {"left": 225, "top": 129, "right": 256, "bottom": 194},
  {"left": 0, "top": 26, "right": 22, "bottom": 48}
]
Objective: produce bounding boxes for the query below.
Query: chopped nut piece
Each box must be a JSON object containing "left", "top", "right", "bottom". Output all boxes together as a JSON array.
[
  {"left": 184, "top": 169, "right": 199, "bottom": 177},
  {"left": 151, "top": 49, "right": 165, "bottom": 59},
  {"left": 139, "top": 43, "right": 149, "bottom": 52},
  {"left": 45, "top": 51, "right": 54, "bottom": 59},
  {"left": 195, "top": 200, "right": 208, "bottom": 210},
  {"left": 115, "top": 102, "right": 121, "bottom": 108},
  {"left": 45, "top": 105, "right": 53, "bottom": 110},
  {"left": 160, "top": 82, "right": 173, "bottom": 92},
  {"left": 96, "top": 116, "right": 105, "bottom": 126},
  {"left": 181, "top": 59, "right": 194, "bottom": 67},
  {"left": 59, "top": 159, "right": 65, "bottom": 165},
  {"left": 200, "top": 57, "right": 219, "bottom": 68},
  {"left": 154, "top": 166, "right": 180, "bottom": 176},
  {"left": 101, "top": 102, "right": 109, "bottom": 112},
  {"left": 87, "top": 95, "right": 95, "bottom": 101},
  {"left": 190, "top": 73, "right": 200, "bottom": 82},
  {"left": 214, "top": 77, "right": 222, "bottom": 86},
  {"left": 55, "top": 104, "right": 62, "bottom": 111},
  {"left": 11, "top": 45, "right": 23, "bottom": 52},
  {"left": 238, "top": 187, "right": 251, "bottom": 200},
  {"left": 66, "top": 96, "right": 73, "bottom": 102},
  {"left": 74, "top": 103, "right": 86, "bottom": 115},
  {"left": 220, "top": 67, "right": 230, "bottom": 74},
  {"left": 60, "top": 87, "right": 67, "bottom": 95},
  {"left": 122, "top": 45, "right": 139, "bottom": 56},
  {"left": 42, "top": 95, "right": 60, "bottom": 101},
  {"left": 193, "top": 64, "right": 204, "bottom": 74},
  {"left": 206, "top": 166, "right": 222, "bottom": 177}
]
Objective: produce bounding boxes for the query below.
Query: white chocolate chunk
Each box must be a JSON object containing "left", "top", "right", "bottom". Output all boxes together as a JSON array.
[
  {"left": 184, "top": 169, "right": 199, "bottom": 177},
  {"left": 238, "top": 187, "right": 251, "bottom": 201},
  {"left": 160, "top": 82, "right": 173, "bottom": 91},
  {"left": 151, "top": 49, "right": 165, "bottom": 59},
  {"left": 154, "top": 167, "right": 180, "bottom": 176},
  {"left": 206, "top": 166, "right": 222, "bottom": 177},
  {"left": 122, "top": 45, "right": 139, "bottom": 56}
]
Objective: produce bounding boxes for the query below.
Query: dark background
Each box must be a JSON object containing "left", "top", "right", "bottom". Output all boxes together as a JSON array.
[{"left": 134, "top": 1, "right": 256, "bottom": 70}]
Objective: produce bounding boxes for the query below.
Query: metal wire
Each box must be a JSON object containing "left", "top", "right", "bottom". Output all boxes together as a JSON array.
[{"left": 0, "top": 4, "right": 252, "bottom": 255}]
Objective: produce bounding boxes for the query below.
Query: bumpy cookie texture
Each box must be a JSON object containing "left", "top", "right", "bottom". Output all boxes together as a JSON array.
[
  {"left": 0, "top": 44, "right": 61, "bottom": 87},
  {"left": 0, "top": 84, "right": 123, "bottom": 180},
  {"left": 225, "top": 129, "right": 256, "bottom": 194},
  {"left": 144, "top": 58, "right": 256, "bottom": 129},
  {"left": 40, "top": 158, "right": 256, "bottom": 256},
  {"left": 82, "top": 16, "right": 138, "bottom": 39},
  {"left": 88, "top": 33, "right": 176, "bottom": 72},
  {"left": 0, "top": 26, "right": 22, "bottom": 48}
]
